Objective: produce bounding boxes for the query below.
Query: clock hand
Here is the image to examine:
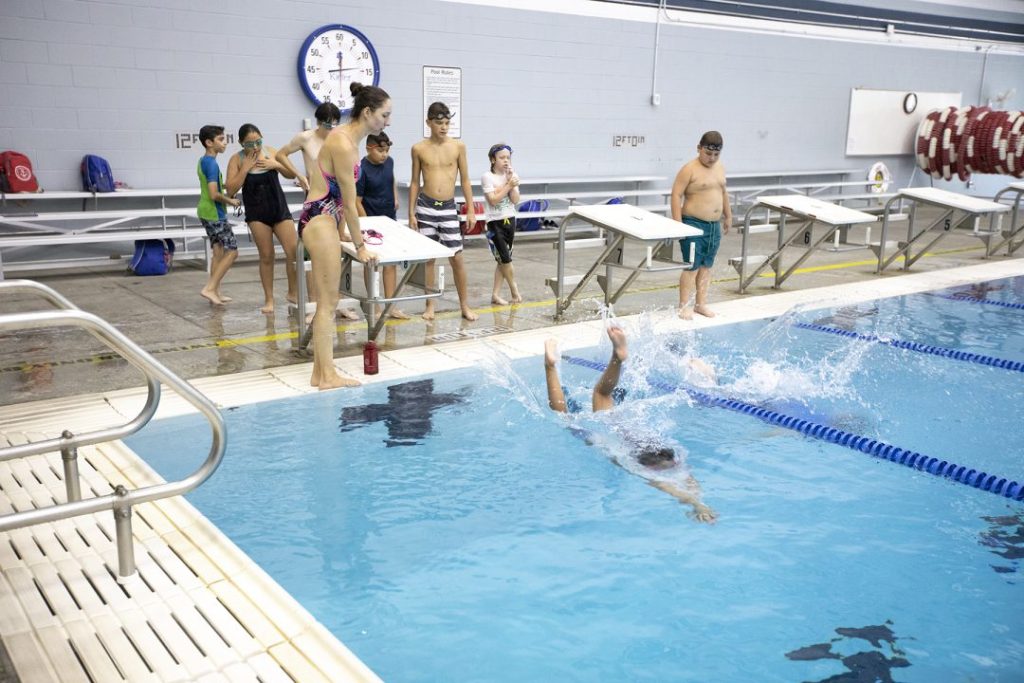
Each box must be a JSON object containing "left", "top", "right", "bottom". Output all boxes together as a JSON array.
[{"left": 328, "top": 67, "right": 363, "bottom": 73}]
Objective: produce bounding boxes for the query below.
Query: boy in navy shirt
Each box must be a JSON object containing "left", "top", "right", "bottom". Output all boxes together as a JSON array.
[{"left": 356, "top": 132, "right": 408, "bottom": 319}]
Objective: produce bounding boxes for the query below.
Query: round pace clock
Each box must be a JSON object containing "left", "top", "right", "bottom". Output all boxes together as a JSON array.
[{"left": 297, "top": 24, "right": 380, "bottom": 112}]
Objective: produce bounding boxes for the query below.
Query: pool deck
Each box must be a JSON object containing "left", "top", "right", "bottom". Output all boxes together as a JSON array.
[{"left": 1, "top": 231, "right": 1023, "bottom": 681}]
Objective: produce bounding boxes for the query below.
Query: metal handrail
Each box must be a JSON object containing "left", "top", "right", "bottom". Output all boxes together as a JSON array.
[{"left": 0, "top": 280, "right": 226, "bottom": 576}]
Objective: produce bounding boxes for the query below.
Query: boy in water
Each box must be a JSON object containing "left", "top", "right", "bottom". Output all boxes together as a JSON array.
[
  {"left": 409, "top": 102, "right": 478, "bottom": 321},
  {"left": 543, "top": 327, "right": 717, "bottom": 523},
  {"left": 196, "top": 125, "right": 241, "bottom": 305},
  {"left": 671, "top": 131, "right": 731, "bottom": 320}
]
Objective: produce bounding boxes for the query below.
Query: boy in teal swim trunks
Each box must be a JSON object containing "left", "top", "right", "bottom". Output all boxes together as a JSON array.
[{"left": 670, "top": 131, "right": 731, "bottom": 320}]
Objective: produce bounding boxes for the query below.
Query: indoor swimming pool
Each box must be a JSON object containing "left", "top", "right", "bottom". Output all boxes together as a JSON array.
[{"left": 126, "top": 276, "right": 1024, "bottom": 682}]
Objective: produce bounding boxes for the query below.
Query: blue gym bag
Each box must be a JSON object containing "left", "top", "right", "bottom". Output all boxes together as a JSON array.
[
  {"left": 129, "top": 239, "right": 175, "bottom": 276},
  {"left": 81, "top": 154, "right": 115, "bottom": 192},
  {"left": 516, "top": 199, "right": 549, "bottom": 232}
]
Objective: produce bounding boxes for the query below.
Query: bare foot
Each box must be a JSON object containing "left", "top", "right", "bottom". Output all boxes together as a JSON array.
[
  {"left": 461, "top": 307, "right": 479, "bottom": 322},
  {"left": 491, "top": 294, "right": 509, "bottom": 306},
  {"left": 217, "top": 293, "right": 233, "bottom": 303},
  {"left": 319, "top": 373, "right": 361, "bottom": 390},
  {"left": 544, "top": 338, "right": 560, "bottom": 367},
  {"left": 200, "top": 289, "right": 224, "bottom": 305},
  {"left": 422, "top": 306, "right": 435, "bottom": 321},
  {"left": 286, "top": 294, "right": 297, "bottom": 305},
  {"left": 677, "top": 306, "right": 694, "bottom": 320},
  {"left": 338, "top": 308, "right": 361, "bottom": 320},
  {"left": 260, "top": 302, "right": 274, "bottom": 314},
  {"left": 510, "top": 293, "right": 523, "bottom": 304},
  {"left": 607, "top": 326, "right": 628, "bottom": 362},
  {"left": 388, "top": 308, "right": 411, "bottom": 320},
  {"left": 694, "top": 304, "right": 716, "bottom": 318}
]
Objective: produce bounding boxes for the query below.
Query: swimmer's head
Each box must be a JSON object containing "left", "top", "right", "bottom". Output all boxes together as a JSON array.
[
  {"left": 635, "top": 446, "right": 677, "bottom": 470},
  {"left": 315, "top": 102, "right": 342, "bottom": 129},
  {"left": 349, "top": 82, "right": 392, "bottom": 134},
  {"left": 697, "top": 131, "right": 723, "bottom": 166},
  {"left": 488, "top": 143, "right": 513, "bottom": 173}
]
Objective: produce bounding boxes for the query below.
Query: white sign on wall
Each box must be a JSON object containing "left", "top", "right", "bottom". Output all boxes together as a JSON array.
[
  {"left": 846, "top": 88, "right": 961, "bottom": 156},
  {"left": 422, "top": 66, "right": 462, "bottom": 139}
]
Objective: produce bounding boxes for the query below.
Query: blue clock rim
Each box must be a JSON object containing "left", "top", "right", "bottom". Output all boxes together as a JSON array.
[{"left": 297, "top": 24, "right": 381, "bottom": 112}]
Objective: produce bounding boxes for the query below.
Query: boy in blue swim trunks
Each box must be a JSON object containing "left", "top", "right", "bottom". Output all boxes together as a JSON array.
[{"left": 670, "top": 131, "right": 731, "bottom": 320}]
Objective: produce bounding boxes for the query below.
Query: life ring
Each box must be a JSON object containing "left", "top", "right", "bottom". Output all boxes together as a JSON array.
[{"left": 868, "top": 162, "right": 892, "bottom": 193}]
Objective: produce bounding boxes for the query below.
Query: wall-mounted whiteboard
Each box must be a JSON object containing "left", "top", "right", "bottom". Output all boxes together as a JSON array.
[{"left": 846, "top": 88, "right": 961, "bottom": 156}]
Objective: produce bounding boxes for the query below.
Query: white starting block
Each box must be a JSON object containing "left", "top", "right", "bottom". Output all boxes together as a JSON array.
[
  {"left": 551, "top": 203, "right": 701, "bottom": 318},
  {"left": 736, "top": 194, "right": 877, "bottom": 293},
  {"left": 988, "top": 182, "right": 1024, "bottom": 257},
  {"left": 295, "top": 216, "right": 453, "bottom": 346},
  {"left": 874, "top": 187, "right": 1011, "bottom": 273}
]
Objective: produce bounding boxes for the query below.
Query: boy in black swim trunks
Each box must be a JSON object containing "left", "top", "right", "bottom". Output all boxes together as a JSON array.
[{"left": 543, "top": 326, "right": 717, "bottom": 523}]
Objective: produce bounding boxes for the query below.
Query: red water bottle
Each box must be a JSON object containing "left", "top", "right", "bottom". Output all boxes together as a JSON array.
[{"left": 363, "top": 340, "right": 379, "bottom": 375}]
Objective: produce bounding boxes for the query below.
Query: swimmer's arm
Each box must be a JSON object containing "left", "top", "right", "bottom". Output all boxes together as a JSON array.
[
  {"left": 393, "top": 178, "right": 400, "bottom": 217},
  {"left": 408, "top": 145, "right": 421, "bottom": 229},
  {"left": 720, "top": 167, "right": 731, "bottom": 233},
  {"left": 544, "top": 359, "right": 568, "bottom": 413},
  {"left": 331, "top": 138, "right": 376, "bottom": 264},
  {"left": 355, "top": 196, "right": 367, "bottom": 217},
  {"left": 670, "top": 165, "right": 691, "bottom": 222},
  {"left": 274, "top": 135, "right": 309, "bottom": 190},
  {"left": 206, "top": 180, "right": 239, "bottom": 208},
  {"left": 649, "top": 479, "right": 717, "bottom": 523},
  {"left": 457, "top": 142, "right": 475, "bottom": 225},
  {"left": 224, "top": 153, "right": 246, "bottom": 197},
  {"left": 264, "top": 146, "right": 295, "bottom": 179}
]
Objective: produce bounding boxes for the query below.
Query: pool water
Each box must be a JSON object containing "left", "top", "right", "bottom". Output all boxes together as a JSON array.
[{"left": 127, "top": 277, "right": 1024, "bottom": 682}]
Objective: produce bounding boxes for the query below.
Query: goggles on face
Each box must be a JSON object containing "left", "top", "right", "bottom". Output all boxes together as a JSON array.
[
  {"left": 368, "top": 142, "right": 392, "bottom": 150},
  {"left": 701, "top": 144, "right": 723, "bottom": 152},
  {"left": 241, "top": 138, "right": 263, "bottom": 149},
  {"left": 488, "top": 144, "right": 513, "bottom": 158},
  {"left": 319, "top": 120, "right": 341, "bottom": 129},
  {"left": 429, "top": 115, "right": 451, "bottom": 123}
]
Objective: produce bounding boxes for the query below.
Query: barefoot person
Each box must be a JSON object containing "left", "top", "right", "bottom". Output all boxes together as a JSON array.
[
  {"left": 482, "top": 143, "right": 523, "bottom": 305},
  {"left": 298, "top": 82, "right": 387, "bottom": 390},
  {"left": 196, "top": 125, "right": 241, "bottom": 305},
  {"left": 226, "top": 123, "right": 299, "bottom": 314},
  {"left": 543, "top": 327, "right": 717, "bottom": 522},
  {"left": 671, "top": 131, "right": 731, "bottom": 320},
  {"left": 409, "top": 102, "right": 478, "bottom": 321},
  {"left": 356, "top": 131, "right": 409, "bottom": 319}
]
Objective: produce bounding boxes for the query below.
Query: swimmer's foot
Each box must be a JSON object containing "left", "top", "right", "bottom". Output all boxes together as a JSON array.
[
  {"left": 694, "top": 304, "right": 716, "bottom": 318},
  {"left": 491, "top": 294, "right": 509, "bottom": 306},
  {"left": 319, "top": 373, "right": 361, "bottom": 391},
  {"left": 387, "top": 307, "right": 411, "bottom": 320},
  {"left": 200, "top": 288, "right": 224, "bottom": 305},
  {"left": 510, "top": 292, "right": 523, "bottom": 304},
  {"left": 338, "top": 308, "right": 361, "bottom": 320},
  {"left": 677, "top": 306, "right": 694, "bottom": 321},
  {"left": 607, "top": 326, "right": 628, "bottom": 362},
  {"left": 544, "top": 338, "right": 560, "bottom": 367},
  {"left": 422, "top": 305, "right": 435, "bottom": 321},
  {"left": 461, "top": 306, "right": 479, "bottom": 322},
  {"left": 286, "top": 293, "right": 297, "bottom": 305},
  {"left": 260, "top": 301, "right": 274, "bottom": 314},
  {"left": 216, "top": 292, "right": 233, "bottom": 303}
]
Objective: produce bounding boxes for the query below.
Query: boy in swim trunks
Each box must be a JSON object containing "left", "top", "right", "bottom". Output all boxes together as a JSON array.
[
  {"left": 409, "top": 102, "right": 478, "bottom": 321},
  {"left": 670, "top": 130, "right": 731, "bottom": 320},
  {"left": 542, "top": 326, "right": 717, "bottom": 523},
  {"left": 196, "top": 125, "right": 241, "bottom": 306}
]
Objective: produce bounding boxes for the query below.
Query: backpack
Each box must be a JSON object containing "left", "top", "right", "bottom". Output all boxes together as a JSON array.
[
  {"left": 81, "top": 154, "right": 115, "bottom": 192},
  {"left": 605, "top": 196, "right": 624, "bottom": 205},
  {"left": 458, "top": 201, "right": 485, "bottom": 235},
  {"left": 129, "top": 239, "right": 175, "bottom": 276},
  {"left": 516, "top": 199, "right": 549, "bottom": 232},
  {"left": 0, "top": 151, "right": 39, "bottom": 193}
]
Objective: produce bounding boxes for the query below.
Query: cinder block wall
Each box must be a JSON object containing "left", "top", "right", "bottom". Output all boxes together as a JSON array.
[{"left": 0, "top": 0, "right": 1021, "bottom": 196}]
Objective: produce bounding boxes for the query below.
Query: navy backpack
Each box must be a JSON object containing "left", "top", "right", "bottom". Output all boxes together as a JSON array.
[
  {"left": 129, "top": 239, "right": 175, "bottom": 276},
  {"left": 516, "top": 199, "right": 549, "bottom": 232},
  {"left": 81, "top": 154, "right": 115, "bottom": 192}
]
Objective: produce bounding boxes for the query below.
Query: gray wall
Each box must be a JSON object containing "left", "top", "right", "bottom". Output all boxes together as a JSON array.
[{"left": 1, "top": 0, "right": 1022, "bottom": 197}]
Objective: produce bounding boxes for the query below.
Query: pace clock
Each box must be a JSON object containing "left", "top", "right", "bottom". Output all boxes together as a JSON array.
[{"left": 297, "top": 24, "right": 380, "bottom": 113}]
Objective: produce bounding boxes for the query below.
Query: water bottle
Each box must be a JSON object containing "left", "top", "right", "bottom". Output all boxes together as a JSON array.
[{"left": 363, "top": 340, "right": 379, "bottom": 375}]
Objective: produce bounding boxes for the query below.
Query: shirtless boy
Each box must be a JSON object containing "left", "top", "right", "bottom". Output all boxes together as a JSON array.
[
  {"left": 409, "top": 102, "right": 478, "bottom": 321},
  {"left": 670, "top": 131, "right": 731, "bottom": 320}
]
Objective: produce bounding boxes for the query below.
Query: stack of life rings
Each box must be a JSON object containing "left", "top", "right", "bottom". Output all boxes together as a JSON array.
[{"left": 915, "top": 106, "right": 1024, "bottom": 181}]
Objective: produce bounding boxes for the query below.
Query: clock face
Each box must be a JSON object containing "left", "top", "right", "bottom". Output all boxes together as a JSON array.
[{"left": 297, "top": 24, "right": 380, "bottom": 112}]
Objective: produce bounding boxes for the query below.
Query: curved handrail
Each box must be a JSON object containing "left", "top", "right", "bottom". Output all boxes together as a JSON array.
[{"left": 0, "top": 285, "right": 226, "bottom": 533}]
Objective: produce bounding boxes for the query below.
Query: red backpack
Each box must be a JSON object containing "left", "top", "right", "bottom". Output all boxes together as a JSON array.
[{"left": 0, "top": 151, "right": 39, "bottom": 193}]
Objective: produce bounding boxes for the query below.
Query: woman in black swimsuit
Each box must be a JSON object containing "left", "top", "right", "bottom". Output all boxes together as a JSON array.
[{"left": 226, "top": 123, "right": 299, "bottom": 314}]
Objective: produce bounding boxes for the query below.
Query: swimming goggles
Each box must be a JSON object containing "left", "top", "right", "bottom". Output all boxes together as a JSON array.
[
  {"left": 361, "top": 228, "right": 384, "bottom": 246},
  {"left": 241, "top": 138, "right": 263, "bottom": 149},
  {"left": 320, "top": 120, "right": 341, "bottom": 129},
  {"left": 488, "top": 144, "right": 513, "bottom": 158},
  {"left": 701, "top": 144, "right": 723, "bottom": 152}
]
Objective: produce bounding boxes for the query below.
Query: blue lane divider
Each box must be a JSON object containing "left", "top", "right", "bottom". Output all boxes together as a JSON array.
[
  {"left": 793, "top": 322, "right": 1024, "bottom": 373},
  {"left": 925, "top": 292, "right": 1024, "bottom": 311},
  {"left": 562, "top": 355, "right": 1024, "bottom": 501}
]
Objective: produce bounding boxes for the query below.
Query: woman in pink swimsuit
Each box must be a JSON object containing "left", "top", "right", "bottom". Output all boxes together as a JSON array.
[{"left": 301, "top": 82, "right": 390, "bottom": 391}]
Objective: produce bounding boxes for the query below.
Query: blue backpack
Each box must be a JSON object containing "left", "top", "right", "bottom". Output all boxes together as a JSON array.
[
  {"left": 605, "top": 196, "right": 624, "bottom": 205},
  {"left": 81, "top": 154, "right": 115, "bottom": 192},
  {"left": 516, "top": 199, "right": 549, "bottom": 232},
  {"left": 129, "top": 239, "right": 175, "bottom": 276}
]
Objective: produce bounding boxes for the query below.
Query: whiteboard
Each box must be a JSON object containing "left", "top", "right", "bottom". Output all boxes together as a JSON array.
[{"left": 845, "top": 88, "right": 961, "bottom": 156}]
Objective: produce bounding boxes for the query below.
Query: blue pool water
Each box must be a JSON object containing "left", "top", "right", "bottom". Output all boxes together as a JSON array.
[{"left": 127, "top": 277, "right": 1024, "bottom": 682}]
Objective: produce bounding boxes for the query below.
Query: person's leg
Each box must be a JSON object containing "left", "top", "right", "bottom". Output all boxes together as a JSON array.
[
  {"left": 422, "top": 258, "right": 437, "bottom": 320},
  {"left": 693, "top": 223, "right": 721, "bottom": 318},
  {"left": 677, "top": 268, "right": 697, "bottom": 320},
  {"left": 201, "top": 243, "right": 227, "bottom": 305},
  {"left": 302, "top": 218, "right": 359, "bottom": 390},
  {"left": 449, "top": 252, "right": 477, "bottom": 321},
  {"left": 491, "top": 266, "right": 507, "bottom": 306},
  {"left": 382, "top": 265, "right": 409, "bottom": 319},
  {"left": 248, "top": 221, "right": 277, "bottom": 313},
  {"left": 272, "top": 219, "right": 299, "bottom": 305},
  {"left": 544, "top": 338, "right": 567, "bottom": 413},
  {"left": 499, "top": 262, "right": 521, "bottom": 303},
  {"left": 593, "top": 326, "right": 627, "bottom": 411},
  {"left": 693, "top": 266, "right": 716, "bottom": 317}
]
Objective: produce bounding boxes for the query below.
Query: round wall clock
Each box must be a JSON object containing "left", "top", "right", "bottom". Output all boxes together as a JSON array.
[{"left": 297, "top": 24, "right": 380, "bottom": 113}]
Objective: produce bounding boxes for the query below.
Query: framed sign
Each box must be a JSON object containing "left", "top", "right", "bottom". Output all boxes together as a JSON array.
[{"left": 422, "top": 66, "right": 462, "bottom": 138}]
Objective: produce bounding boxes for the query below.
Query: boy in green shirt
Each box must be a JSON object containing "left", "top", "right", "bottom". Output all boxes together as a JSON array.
[{"left": 197, "top": 125, "right": 241, "bottom": 305}]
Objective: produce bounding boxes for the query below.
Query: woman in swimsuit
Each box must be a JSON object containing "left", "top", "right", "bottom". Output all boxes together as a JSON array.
[
  {"left": 301, "top": 82, "right": 387, "bottom": 390},
  {"left": 226, "top": 124, "right": 299, "bottom": 314}
]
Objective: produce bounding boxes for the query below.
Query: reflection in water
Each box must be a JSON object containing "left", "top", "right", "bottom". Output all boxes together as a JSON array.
[
  {"left": 339, "top": 378, "right": 466, "bottom": 447},
  {"left": 951, "top": 282, "right": 1004, "bottom": 301},
  {"left": 980, "top": 513, "right": 1024, "bottom": 579},
  {"left": 207, "top": 311, "right": 246, "bottom": 376},
  {"left": 785, "top": 621, "right": 911, "bottom": 682},
  {"left": 812, "top": 304, "right": 879, "bottom": 331}
]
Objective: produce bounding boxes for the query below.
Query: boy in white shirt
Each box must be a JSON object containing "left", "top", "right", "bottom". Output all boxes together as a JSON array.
[{"left": 481, "top": 143, "right": 522, "bottom": 305}]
